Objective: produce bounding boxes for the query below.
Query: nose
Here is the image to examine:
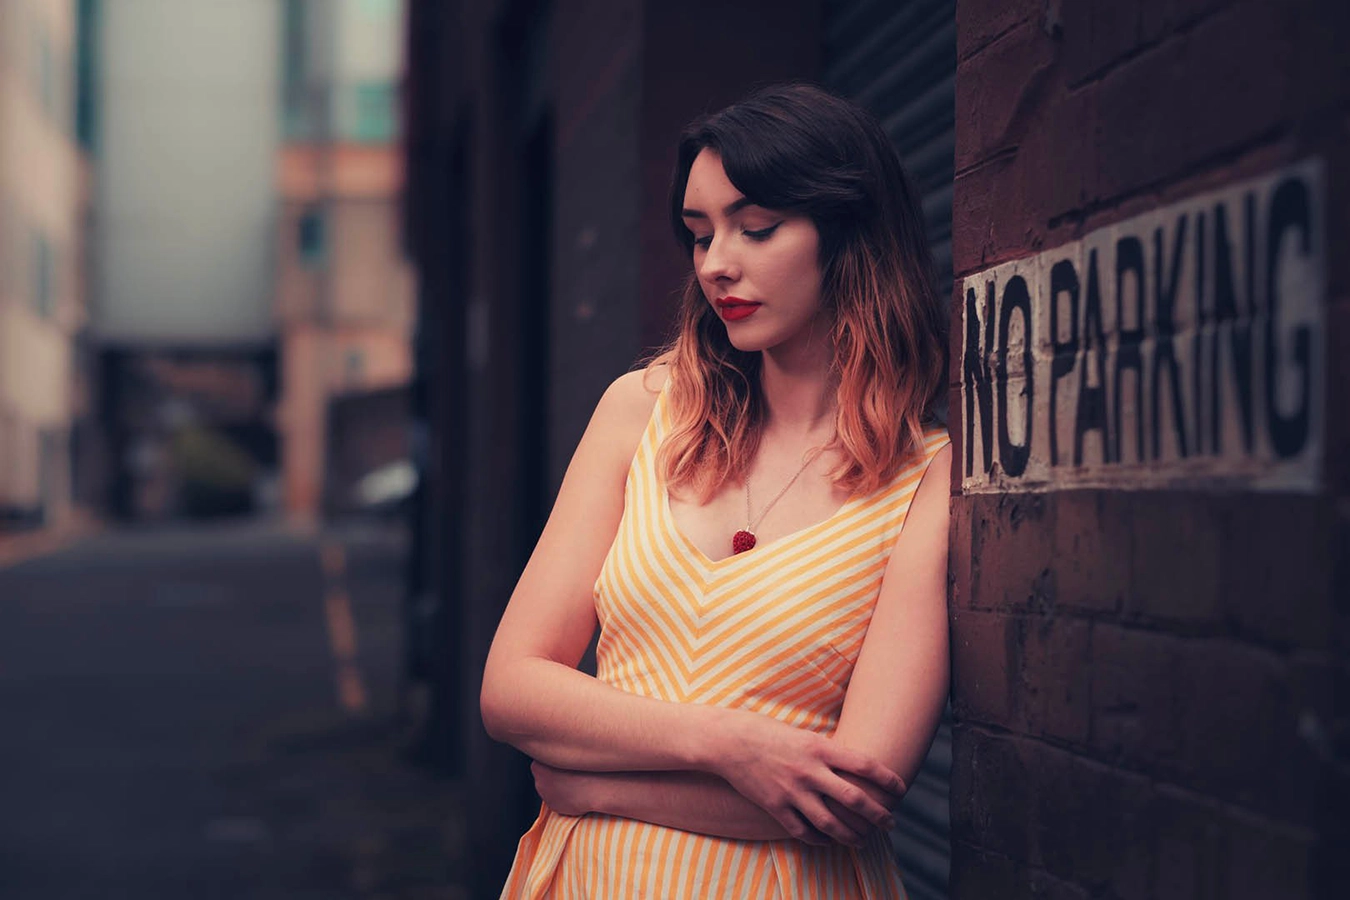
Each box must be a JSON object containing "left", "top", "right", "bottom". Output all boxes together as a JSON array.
[{"left": 698, "top": 233, "right": 740, "bottom": 284}]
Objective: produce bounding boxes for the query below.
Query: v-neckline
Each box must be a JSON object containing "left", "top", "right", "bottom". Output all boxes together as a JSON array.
[{"left": 661, "top": 485, "right": 859, "bottom": 567}]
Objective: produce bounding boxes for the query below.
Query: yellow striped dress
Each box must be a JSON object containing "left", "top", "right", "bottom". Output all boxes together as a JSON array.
[{"left": 501, "top": 383, "right": 951, "bottom": 899}]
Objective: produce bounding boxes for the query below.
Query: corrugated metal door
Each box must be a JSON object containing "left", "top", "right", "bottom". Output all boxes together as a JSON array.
[{"left": 822, "top": 2, "right": 956, "bottom": 898}]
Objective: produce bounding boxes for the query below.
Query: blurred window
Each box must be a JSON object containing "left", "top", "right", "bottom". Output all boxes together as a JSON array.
[
  {"left": 282, "top": 0, "right": 311, "bottom": 140},
  {"left": 298, "top": 206, "right": 326, "bottom": 268},
  {"left": 38, "top": 427, "right": 60, "bottom": 520},
  {"left": 38, "top": 28, "right": 57, "bottom": 121},
  {"left": 357, "top": 0, "right": 396, "bottom": 18},
  {"left": 0, "top": 410, "right": 10, "bottom": 500},
  {"left": 0, "top": 192, "right": 16, "bottom": 300},
  {"left": 32, "top": 232, "right": 55, "bottom": 318},
  {"left": 77, "top": 0, "right": 100, "bottom": 152},
  {"left": 340, "top": 81, "right": 397, "bottom": 144},
  {"left": 344, "top": 348, "right": 365, "bottom": 384}
]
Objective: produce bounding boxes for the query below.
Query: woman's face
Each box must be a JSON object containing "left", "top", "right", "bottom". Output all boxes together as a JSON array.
[{"left": 681, "top": 150, "right": 827, "bottom": 360}]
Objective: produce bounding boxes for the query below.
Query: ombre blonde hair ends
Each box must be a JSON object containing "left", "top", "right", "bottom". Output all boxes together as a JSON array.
[{"left": 651, "top": 83, "right": 947, "bottom": 502}]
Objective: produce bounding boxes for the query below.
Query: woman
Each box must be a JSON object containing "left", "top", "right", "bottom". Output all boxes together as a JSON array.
[{"left": 481, "top": 83, "right": 952, "bottom": 898}]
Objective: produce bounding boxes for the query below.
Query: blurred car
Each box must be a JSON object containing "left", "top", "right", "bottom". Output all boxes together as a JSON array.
[{"left": 350, "top": 459, "right": 417, "bottom": 518}]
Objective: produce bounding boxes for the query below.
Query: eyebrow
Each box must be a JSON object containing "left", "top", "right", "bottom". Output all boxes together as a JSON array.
[{"left": 680, "top": 196, "right": 755, "bottom": 220}]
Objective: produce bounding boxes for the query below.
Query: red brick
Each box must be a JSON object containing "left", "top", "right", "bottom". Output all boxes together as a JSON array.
[
  {"left": 1139, "top": 0, "right": 1232, "bottom": 44},
  {"left": 1313, "top": 711, "right": 1350, "bottom": 897},
  {"left": 955, "top": 20, "right": 1058, "bottom": 173},
  {"left": 948, "top": 281, "right": 966, "bottom": 392},
  {"left": 1226, "top": 814, "right": 1315, "bottom": 900},
  {"left": 1218, "top": 494, "right": 1334, "bottom": 650},
  {"left": 1020, "top": 616, "right": 1092, "bottom": 745},
  {"left": 949, "top": 498, "right": 975, "bottom": 609},
  {"left": 1172, "top": 1, "right": 1297, "bottom": 172},
  {"left": 1326, "top": 300, "right": 1350, "bottom": 496},
  {"left": 1089, "top": 624, "right": 1184, "bottom": 769},
  {"left": 956, "top": 0, "right": 1044, "bottom": 63},
  {"left": 1174, "top": 640, "right": 1293, "bottom": 814},
  {"left": 949, "top": 729, "right": 1036, "bottom": 862},
  {"left": 1024, "top": 869, "right": 1093, "bottom": 900},
  {"left": 947, "top": 727, "right": 977, "bottom": 839},
  {"left": 948, "top": 842, "right": 1027, "bottom": 900},
  {"left": 1153, "top": 786, "right": 1228, "bottom": 900},
  {"left": 950, "top": 609, "right": 1020, "bottom": 727},
  {"left": 1091, "top": 3, "right": 1301, "bottom": 203},
  {"left": 1336, "top": 507, "right": 1350, "bottom": 658},
  {"left": 1051, "top": 491, "right": 1130, "bottom": 614},
  {"left": 1092, "top": 37, "right": 1191, "bottom": 204},
  {"left": 970, "top": 493, "right": 1057, "bottom": 613},
  {"left": 1060, "top": 0, "right": 1144, "bottom": 87},
  {"left": 1129, "top": 494, "right": 1222, "bottom": 623},
  {"left": 1236, "top": 652, "right": 1327, "bottom": 827},
  {"left": 953, "top": 147, "right": 1063, "bottom": 272},
  {"left": 1332, "top": 131, "right": 1350, "bottom": 301},
  {"left": 952, "top": 152, "right": 1020, "bottom": 276},
  {"left": 1017, "top": 80, "right": 1099, "bottom": 228},
  {"left": 1286, "top": 0, "right": 1350, "bottom": 124},
  {"left": 1155, "top": 784, "right": 1319, "bottom": 900},
  {"left": 1027, "top": 744, "right": 1156, "bottom": 896},
  {"left": 950, "top": 842, "right": 1093, "bottom": 900}
]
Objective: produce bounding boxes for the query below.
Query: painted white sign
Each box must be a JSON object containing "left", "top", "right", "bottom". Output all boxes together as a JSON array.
[{"left": 960, "top": 159, "right": 1324, "bottom": 493}]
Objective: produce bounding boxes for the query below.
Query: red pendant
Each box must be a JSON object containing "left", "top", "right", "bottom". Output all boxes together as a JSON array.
[{"left": 732, "top": 530, "right": 757, "bottom": 554}]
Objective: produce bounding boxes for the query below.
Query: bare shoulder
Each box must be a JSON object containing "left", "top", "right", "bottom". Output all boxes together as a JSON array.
[
  {"left": 914, "top": 443, "right": 952, "bottom": 502},
  {"left": 594, "top": 365, "right": 665, "bottom": 432},
  {"left": 580, "top": 364, "right": 667, "bottom": 473},
  {"left": 905, "top": 443, "right": 952, "bottom": 531}
]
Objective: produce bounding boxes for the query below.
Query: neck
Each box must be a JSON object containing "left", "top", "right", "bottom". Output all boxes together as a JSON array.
[{"left": 759, "top": 324, "right": 837, "bottom": 438}]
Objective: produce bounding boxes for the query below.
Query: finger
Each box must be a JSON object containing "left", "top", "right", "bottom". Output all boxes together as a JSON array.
[
  {"left": 776, "top": 808, "right": 830, "bottom": 846},
  {"left": 797, "top": 794, "right": 867, "bottom": 846},
  {"left": 823, "top": 747, "right": 907, "bottom": 798},
  {"left": 813, "top": 771, "right": 895, "bottom": 828},
  {"left": 823, "top": 796, "right": 881, "bottom": 837}
]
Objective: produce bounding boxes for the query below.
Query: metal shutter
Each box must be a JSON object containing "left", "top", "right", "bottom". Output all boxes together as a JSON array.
[
  {"left": 823, "top": 0, "right": 955, "bottom": 299},
  {"left": 822, "top": 2, "right": 956, "bottom": 899}
]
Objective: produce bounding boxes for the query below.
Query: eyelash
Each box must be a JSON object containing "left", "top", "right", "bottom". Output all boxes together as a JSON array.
[{"left": 692, "top": 223, "right": 780, "bottom": 250}]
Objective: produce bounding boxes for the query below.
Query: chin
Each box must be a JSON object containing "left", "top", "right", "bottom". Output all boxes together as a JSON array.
[{"left": 722, "top": 326, "right": 773, "bottom": 354}]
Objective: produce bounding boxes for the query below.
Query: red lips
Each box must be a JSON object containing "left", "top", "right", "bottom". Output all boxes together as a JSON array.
[{"left": 716, "top": 296, "right": 761, "bottom": 322}]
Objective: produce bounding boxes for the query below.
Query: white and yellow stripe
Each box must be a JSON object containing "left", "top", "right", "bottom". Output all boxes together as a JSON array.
[{"left": 502, "top": 383, "right": 950, "bottom": 899}]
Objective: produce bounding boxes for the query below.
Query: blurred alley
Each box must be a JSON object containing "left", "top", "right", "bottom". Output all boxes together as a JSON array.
[{"left": 0, "top": 519, "right": 465, "bottom": 899}]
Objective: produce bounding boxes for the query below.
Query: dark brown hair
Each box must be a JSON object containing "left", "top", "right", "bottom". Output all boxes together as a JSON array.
[{"left": 652, "top": 83, "right": 947, "bottom": 500}]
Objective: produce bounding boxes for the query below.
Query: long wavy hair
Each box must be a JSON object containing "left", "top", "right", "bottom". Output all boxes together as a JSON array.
[{"left": 651, "top": 83, "right": 947, "bottom": 501}]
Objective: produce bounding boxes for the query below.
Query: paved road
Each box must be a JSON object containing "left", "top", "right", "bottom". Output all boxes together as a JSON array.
[{"left": 0, "top": 519, "right": 465, "bottom": 900}]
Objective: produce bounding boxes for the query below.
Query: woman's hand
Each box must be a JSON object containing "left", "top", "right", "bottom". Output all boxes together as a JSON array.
[
  {"left": 530, "top": 759, "right": 895, "bottom": 846},
  {"left": 531, "top": 760, "right": 599, "bottom": 817},
  {"left": 709, "top": 710, "right": 905, "bottom": 846}
]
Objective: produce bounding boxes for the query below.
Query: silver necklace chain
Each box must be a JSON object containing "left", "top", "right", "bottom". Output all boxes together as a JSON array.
[{"left": 743, "top": 446, "right": 827, "bottom": 534}]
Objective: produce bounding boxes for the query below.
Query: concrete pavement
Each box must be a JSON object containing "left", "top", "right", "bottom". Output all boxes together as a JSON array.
[{"left": 0, "top": 518, "right": 466, "bottom": 899}]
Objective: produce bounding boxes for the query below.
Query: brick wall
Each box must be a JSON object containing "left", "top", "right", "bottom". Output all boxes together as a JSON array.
[{"left": 949, "top": 1, "right": 1348, "bottom": 897}]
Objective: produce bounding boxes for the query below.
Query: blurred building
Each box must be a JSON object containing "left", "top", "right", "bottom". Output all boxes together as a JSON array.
[
  {"left": 275, "top": 0, "right": 414, "bottom": 521},
  {"left": 88, "top": 0, "right": 281, "bottom": 520},
  {"left": 0, "top": 0, "right": 86, "bottom": 531}
]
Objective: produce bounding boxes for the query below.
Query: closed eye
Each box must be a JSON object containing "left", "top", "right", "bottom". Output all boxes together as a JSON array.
[{"left": 691, "top": 222, "right": 780, "bottom": 252}]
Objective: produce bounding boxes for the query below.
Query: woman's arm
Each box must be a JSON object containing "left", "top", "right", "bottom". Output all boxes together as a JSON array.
[
  {"left": 480, "top": 369, "right": 906, "bottom": 841},
  {"left": 530, "top": 762, "right": 890, "bottom": 845},
  {"left": 481, "top": 368, "right": 701, "bottom": 771},
  {"left": 831, "top": 443, "right": 953, "bottom": 786}
]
